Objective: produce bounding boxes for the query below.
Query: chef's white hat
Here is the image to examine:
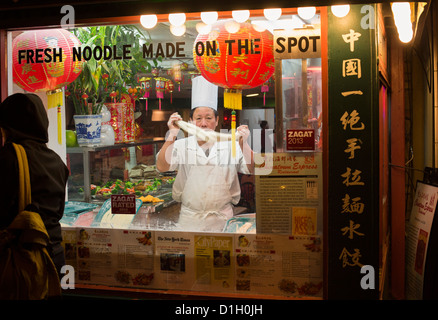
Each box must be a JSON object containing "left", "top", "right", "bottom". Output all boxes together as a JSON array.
[{"left": 191, "top": 76, "right": 218, "bottom": 110}]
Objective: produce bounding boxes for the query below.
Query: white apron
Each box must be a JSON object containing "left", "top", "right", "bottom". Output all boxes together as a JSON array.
[{"left": 176, "top": 164, "right": 234, "bottom": 232}]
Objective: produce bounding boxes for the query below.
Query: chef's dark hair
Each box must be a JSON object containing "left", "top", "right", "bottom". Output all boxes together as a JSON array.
[{"left": 189, "top": 107, "right": 218, "bottom": 119}]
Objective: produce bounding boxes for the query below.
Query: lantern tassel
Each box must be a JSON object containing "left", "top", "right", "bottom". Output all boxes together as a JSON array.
[
  {"left": 47, "top": 89, "right": 62, "bottom": 109},
  {"left": 223, "top": 89, "right": 242, "bottom": 110},
  {"left": 57, "top": 105, "right": 62, "bottom": 144},
  {"left": 231, "top": 110, "right": 236, "bottom": 158},
  {"left": 144, "top": 91, "right": 150, "bottom": 112},
  {"left": 261, "top": 84, "right": 269, "bottom": 107},
  {"left": 47, "top": 89, "right": 63, "bottom": 145},
  {"left": 157, "top": 89, "right": 164, "bottom": 111},
  {"left": 223, "top": 89, "right": 241, "bottom": 158}
]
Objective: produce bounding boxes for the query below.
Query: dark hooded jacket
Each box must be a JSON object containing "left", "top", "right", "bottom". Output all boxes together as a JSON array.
[{"left": 0, "top": 93, "right": 69, "bottom": 257}]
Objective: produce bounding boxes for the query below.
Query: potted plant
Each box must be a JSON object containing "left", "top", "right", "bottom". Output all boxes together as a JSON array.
[{"left": 66, "top": 25, "right": 154, "bottom": 145}]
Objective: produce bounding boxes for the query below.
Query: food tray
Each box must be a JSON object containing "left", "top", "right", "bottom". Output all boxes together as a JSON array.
[
  {"left": 64, "top": 201, "right": 99, "bottom": 216},
  {"left": 60, "top": 201, "right": 100, "bottom": 226}
]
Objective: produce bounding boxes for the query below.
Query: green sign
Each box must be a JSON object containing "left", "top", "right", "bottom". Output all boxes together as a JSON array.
[{"left": 327, "top": 4, "right": 379, "bottom": 299}]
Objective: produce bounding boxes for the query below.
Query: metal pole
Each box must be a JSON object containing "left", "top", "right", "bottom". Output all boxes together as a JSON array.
[
  {"left": 275, "top": 59, "right": 284, "bottom": 151},
  {"left": 434, "top": 2, "right": 438, "bottom": 167}
]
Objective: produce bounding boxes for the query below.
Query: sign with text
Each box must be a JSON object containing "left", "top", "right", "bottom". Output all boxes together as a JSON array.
[
  {"left": 111, "top": 194, "right": 136, "bottom": 214},
  {"left": 255, "top": 153, "right": 323, "bottom": 235},
  {"left": 291, "top": 207, "right": 317, "bottom": 235},
  {"left": 274, "top": 28, "right": 321, "bottom": 59},
  {"left": 406, "top": 181, "right": 438, "bottom": 299},
  {"left": 286, "top": 129, "right": 315, "bottom": 151},
  {"left": 327, "top": 4, "right": 379, "bottom": 299}
]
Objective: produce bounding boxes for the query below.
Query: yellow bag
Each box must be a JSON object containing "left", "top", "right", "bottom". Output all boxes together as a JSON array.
[{"left": 0, "top": 143, "right": 61, "bottom": 299}]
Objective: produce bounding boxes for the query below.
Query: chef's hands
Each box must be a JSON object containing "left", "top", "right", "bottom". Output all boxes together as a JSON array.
[
  {"left": 237, "top": 125, "right": 254, "bottom": 174},
  {"left": 158, "top": 113, "right": 181, "bottom": 172},
  {"left": 168, "top": 112, "right": 182, "bottom": 130},
  {"left": 167, "top": 112, "right": 182, "bottom": 140},
  {"left": 237, "top": 125, "right": 250, "bottom": 144}
]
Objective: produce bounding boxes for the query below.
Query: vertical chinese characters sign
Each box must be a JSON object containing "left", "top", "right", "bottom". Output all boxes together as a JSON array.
[{"left": 328, "top": 5, "right": 379, "bottom": 299}]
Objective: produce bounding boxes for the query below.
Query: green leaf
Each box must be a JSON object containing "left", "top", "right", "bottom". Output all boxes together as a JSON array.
[{"left": 68, "top": 24, "right": 154, "bottom": 114}]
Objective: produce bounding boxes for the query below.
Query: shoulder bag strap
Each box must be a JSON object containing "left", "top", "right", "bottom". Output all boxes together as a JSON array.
[
  {"left": 11, "top": 143, "right": 62, "bottom": 297},
  {"left": 12, "top": 143, "right": 31, "bottom": 212}
]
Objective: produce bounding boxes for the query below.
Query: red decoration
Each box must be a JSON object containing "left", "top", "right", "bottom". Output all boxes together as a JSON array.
[
  {"left": 12, "top": 28, "right": 83, "bottom": 145},
  {"left": 151, "top": 68, "right": 159, "bottom": 77},
  {"left": 139, "top": 77, "right": 151, "bottom": 111},
  {"left": 165, "top": 79, "right": 175, "bottom": 104},
  {"left": 106, "top": 102, "right": 135, "bottom": 144},
  {"left": 172, "top": 64, "right": 182, "bottom": 91},
  {"left": 109, "top": 91, "right": 117, "bottom": 103},
  {"left": 193, "top": 21, "right": 274, "bottom": 110},
  {"left": 261, "top": 82, "right": 269, "bottom": 106},
  {"left": 155, "top": 77, "right": 166, "bottom": 110},
  {"left": 12, "top": 28, "right": 83, "bottom": 94}
]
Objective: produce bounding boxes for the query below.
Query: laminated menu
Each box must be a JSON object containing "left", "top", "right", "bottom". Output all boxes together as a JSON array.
[
  {"left": 76, "top": 228, "right": 155, "bottom": 288},
  {"left": 193, "top": 235, "right": 234, "bottom": 293},
  {"left": 153, "top": 232, "right": 195, "bottom": 289},
  {"left": 234, "top": 234, "right": 323, "bottom": 297},
  {"left": 255, "top": 153, "right": 322, "bottom": 234},
  {"left": 62, "top": 227, "right": 323, "bottom": 298}
]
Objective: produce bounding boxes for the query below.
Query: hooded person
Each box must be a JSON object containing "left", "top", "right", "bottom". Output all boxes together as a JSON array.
[
  {"left": 156, "top": 76, "right": 254, "bottom": 232},
  {"left": 0, "top": 93, "right": 69, "bottom": 274}
]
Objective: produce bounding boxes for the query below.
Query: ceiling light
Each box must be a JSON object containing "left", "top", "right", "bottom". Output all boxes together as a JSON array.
[
  {"left": 331, "top": 5, "right": 350, "bottom": 18},
  {"left": 398, "top": 27, "right": 413, "bottom": 43},
  {"left": 196, "top": 22, "right": 212, "bottom": 34},
  {"left": 297, "top": 7, "right": 316, "bottom": 20},
  {"left": 232, "top": 10, "right": 250, "bottom": 23},
  {"left": 251, "top": 20, "right": 268, "bottom": 32},
  {"left": 392, "top": 2, "right": 413, "bottom": 43},
  {"left": 225, "top": 20, "right": 241, "bottom": 33},
  {"left": 200, "top": 11, "right": 218, "bottom": 24},
  {"left": 140, "top": 15, "right": 158, "bottom": 29},
  {"left": 169, "top": 13, "right": 186, "bottom": 26},
  {"left": 170, "top": 24, "right": 186, "bottom": 36},
  {"left": 391, "top": 2, "right": 411, "bottom": 28},
  {"left": 290, "top": 15, "right": 305, "bottom": 29},
  {"left": 263, "top": 8, "right": 282, "bottom": 21}
]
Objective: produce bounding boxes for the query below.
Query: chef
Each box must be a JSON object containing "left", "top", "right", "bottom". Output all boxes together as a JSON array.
[{"left": 156, "top": 76, "right": 254, "bottom": 232}]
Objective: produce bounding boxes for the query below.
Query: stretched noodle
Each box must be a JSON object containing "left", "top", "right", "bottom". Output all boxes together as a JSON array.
[{"left": 175, "top": 120, "right": 241, "bottom": 142}]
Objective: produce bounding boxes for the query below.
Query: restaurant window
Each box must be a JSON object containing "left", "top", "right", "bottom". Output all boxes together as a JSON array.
[
  {"left": 7, "top": 8, "right": 325, "bottom": 299},
  {"left": 8, "top": 9, "right": 323, "bottom": 235}
]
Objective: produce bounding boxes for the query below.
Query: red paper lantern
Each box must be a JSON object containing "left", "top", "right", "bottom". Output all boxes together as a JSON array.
[
  {"left": 12, "top": 28, "right": 83, "bottom": 145},
  {"left": 165, "top": 79, "right": 174, "bottom": 92},
  {"left": 193, "top": 21, "right": 275, "bottom": 110},
  {"left": 12, "top": 28, "right": 83, "bottom": 94}
]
